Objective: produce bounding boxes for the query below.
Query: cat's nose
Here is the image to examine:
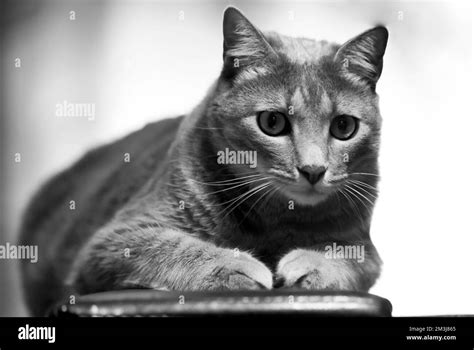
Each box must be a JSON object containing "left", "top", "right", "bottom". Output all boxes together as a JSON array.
[{"left": 298, "top": 165, "right": 327, "bottom": 185}]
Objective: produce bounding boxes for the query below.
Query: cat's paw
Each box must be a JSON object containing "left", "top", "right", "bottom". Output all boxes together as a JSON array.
[
  {"left": 203, "top": 250, "right": 273, "bottom": 290},
  {"left": 276, "top": 249, "right": 356, "bottom": 290}
]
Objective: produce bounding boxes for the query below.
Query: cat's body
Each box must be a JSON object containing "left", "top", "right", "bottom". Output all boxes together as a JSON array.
[{"left": 20, "top": 8, "right": 388, "bottom": 316}]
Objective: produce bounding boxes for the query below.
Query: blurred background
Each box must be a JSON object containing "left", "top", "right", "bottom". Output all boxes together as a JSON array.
[{"left": 1, "top": 0, "right": 472, "bottom": 316}]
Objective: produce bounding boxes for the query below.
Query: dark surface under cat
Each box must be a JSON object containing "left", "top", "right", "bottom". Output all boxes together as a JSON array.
[{"left": 51, "top": 290, "right": 392, "bottom": 317}]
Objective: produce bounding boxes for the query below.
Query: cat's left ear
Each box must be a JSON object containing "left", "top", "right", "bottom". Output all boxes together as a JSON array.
[
  {"left": 334, "top": 26, "right": 388, "bottom": 91},
  {"left": 222, "top": 7, "right": 276, "bottom": 79}
]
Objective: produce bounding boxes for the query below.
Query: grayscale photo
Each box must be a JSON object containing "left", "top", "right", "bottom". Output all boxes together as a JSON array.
[{"left": 0, "top": 0, "right": 472, "bottom": 346}]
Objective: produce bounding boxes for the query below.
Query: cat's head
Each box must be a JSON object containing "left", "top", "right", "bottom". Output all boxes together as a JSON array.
[{"left": 206, "top": 7, "right": 388, "bottom": 207}]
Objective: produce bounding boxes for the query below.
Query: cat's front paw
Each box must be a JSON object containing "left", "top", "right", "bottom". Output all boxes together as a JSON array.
[
  {"left": 276, "top": 249, "right": 356, "bottom": 290},
  {"left": 203, "top": 250, "right": 273, "bottom": 290}
]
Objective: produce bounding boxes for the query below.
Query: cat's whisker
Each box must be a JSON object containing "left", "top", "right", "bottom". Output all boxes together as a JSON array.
[
  {"left": 348, "top": 184, "right": 378, "bottom": 200},
  {"left": 163, "top": 175, "right": 269, "bottom": 204},
  {"left": 236, "top": 184, "right": 277, "bottom": 227},
  {"left": 260, "top": 185, "right": 280, "bottom": 211},
  {"left": 336, "top": 189, "right": 349, "bottom": 213},
  {"left": 345, "top": 191, "right": 367, "bottom": 225},
  {"left": 344, "top": 185, "right": 373, "bottom": 214},
  {"left": 344, "top": 184, "right": 369, "bottom": 207},
  {"left": 348, "top": 179, "right": 378, "bottom": 192},
  {"left": 342, "top": 185, "right": 361, "bottom": 206},
  {"left": 203, "top": 177, "right": 272, "bottom": 199},
  {"left": 188, "top": 173, "right": 262, "bottom": 186},
  {"left": 349, "top": 172, "right": 380, "bottom": 177},
  {"left": 337, "top": 188, "right": 353, "bottom": 216},
  {"left": 213, "top": 183, "right": 267, "bottom": 212},
  {"left": 222, "top": 182, "right": 272, "bottom": 218},
  {"left": 346, "top": 184, "right": 375, "bottom": 206},
  {"left": 250, "top": 183, "right": 281, "bottom": 220},
  {"left": 219, "top": 182, "right": 271, "bottom": 219},
  {"left": 338, "top": 187, "right": 364, "bottom": 225},
  {"left": 347, "top": 180, "right": 378, "bottom": 199},
  {"left": 335, "top": 190, "right": 342, "bottom": 210}
]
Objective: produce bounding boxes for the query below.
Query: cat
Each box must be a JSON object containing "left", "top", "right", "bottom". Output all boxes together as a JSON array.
[{"left": 20, "top": 7, "right": 388, "bottom": 316}]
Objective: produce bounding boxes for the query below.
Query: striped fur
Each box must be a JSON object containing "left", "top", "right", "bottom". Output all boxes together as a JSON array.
[{"left": 20, "top": 7, "right": 388, "bottom": 315}]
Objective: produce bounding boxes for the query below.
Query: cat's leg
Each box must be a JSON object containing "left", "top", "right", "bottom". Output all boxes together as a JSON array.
[
  {"left": 275, "top": 242, "right": 381, "bottom": 291},
  {"left": 67, "top": 223, "right": 273, "bottom": 294}
]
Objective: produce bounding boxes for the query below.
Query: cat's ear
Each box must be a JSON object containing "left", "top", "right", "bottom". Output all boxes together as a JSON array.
[
  {"left": 334, "top": 26, "right": 388, "bottom": 91},
  {"left": 222, "top": 7, "right": 276, "bottom": 79}
]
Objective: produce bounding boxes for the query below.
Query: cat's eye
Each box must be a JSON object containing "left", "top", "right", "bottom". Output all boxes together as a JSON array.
[
  {"left": 330, "top": 115, "right": 358, "bottom": 140},
  {"left": 257, "top": 111, "right": 289, "bottom": 136}
]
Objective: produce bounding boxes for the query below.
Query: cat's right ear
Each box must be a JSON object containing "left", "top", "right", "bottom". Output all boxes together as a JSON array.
[
  {"left": 334, "top": 26, "right": 388, "bottom": 91},
  {"left": 222, "top": 7, "right": 276, "bottom": 80}
]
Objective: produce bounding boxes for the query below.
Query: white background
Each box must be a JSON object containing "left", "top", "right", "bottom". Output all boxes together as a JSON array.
[{"left": 2, "top": 0, "right": 473, "bottom": 316}]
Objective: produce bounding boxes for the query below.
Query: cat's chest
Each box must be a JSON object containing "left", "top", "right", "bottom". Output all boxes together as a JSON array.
[
  {"left": 213, "top": 209, "right": 365, "bottom": 266},
  {"left": 214, "top": 223, "right": 335, "bottom": 264}
]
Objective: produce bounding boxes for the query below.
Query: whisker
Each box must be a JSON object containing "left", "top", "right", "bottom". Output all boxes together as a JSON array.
[
  {"left": 346, "top": 184, "right": 375, "bottom": 206},
  {"left": 219, "top": 182, "right": 271, "bottom": 219},
  {"left": 199, "top": 178, "right": 273, "bottom": 206},
  {"left": 188, "top": 174, "right": 263, "bottom": 186},
  {"left": 349, "top": 172, "right": 380, "bottom": 177},
  {"left": 348, "top": 179, "right": 378, "bottom": 191},
  {"left": 237, "top": 184, "right": 277, "bottom": 227},
  {"left": 338, "top": 187, "right": 364, "bottom": 224},
  {"left": 260, "top": 184, "right": 280, "bottom": 210},
  {"left": 347, "top": 180, "right": 378, "bottom": 199},
  {"left": 208, "top": 189, "right": 255, "bottom": 212},
  {"left": 215, "top": 183, "right": 266, "bottom": 212},
  {"left": 203, "top": 177, "right": 272, "bottom": 196},
  {"left": 344, "top": 184, "right": 373, "bottom": 212}
]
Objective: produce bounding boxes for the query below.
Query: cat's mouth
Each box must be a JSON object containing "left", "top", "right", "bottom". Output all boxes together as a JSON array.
[
  {"left": 279, "top": 186, "right": 330, "bottom": 206},
  {"left": 264, "top": 169, "right": 348, "bottom": 206},
  {"left": 274, "top": 179, "right": 340, "bottom": 206}
]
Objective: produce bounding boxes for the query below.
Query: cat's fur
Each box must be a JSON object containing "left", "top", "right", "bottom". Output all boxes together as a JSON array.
[{"left": 20, "top": 7, "right": 388, "bottom": 316}]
